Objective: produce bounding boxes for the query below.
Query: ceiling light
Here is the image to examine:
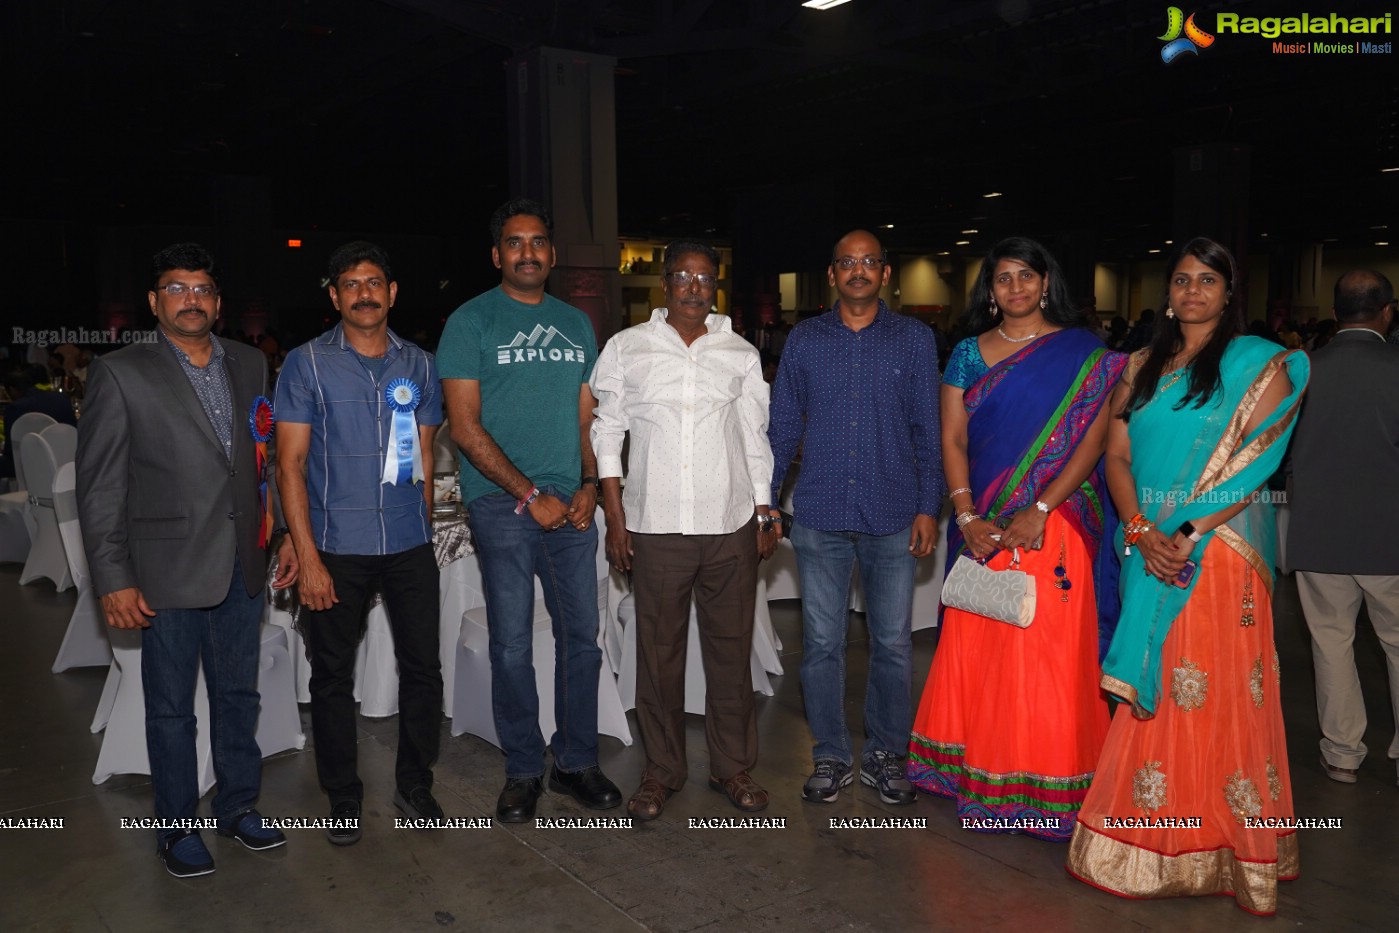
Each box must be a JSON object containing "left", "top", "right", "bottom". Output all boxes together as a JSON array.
[
  {"left": 961, "top": 229, "right": 978, "bottom": 234},
  {"left": 801, "top": 0, "right": 854, "bottom": 9},
  {"left": 1147, "top": 249, "right": 1161, "bottom": 254},
  {"left": 954, "top": 240, "right": 970, "bottom": 246},
  {"left": 982, "top": 192, "right": 1003, "bottom": 198},
  {"left": 1371, "top": 225, "right": 1389, "bottom": 230},
  {"left": 936, "top": 251, "right": 950, "bottom": 256},
  {"left": 1382, "top": 166, "right": 1399, "bottom": 173},
  {"left": 1163, "top": 239, "right": 1173, "bottom": 245},
  {"left": 883, "top": 224, "right": 895, "bottom": 229},
  {"left": 1378, "top": 241, "right": 1391, "bottom": 247}
]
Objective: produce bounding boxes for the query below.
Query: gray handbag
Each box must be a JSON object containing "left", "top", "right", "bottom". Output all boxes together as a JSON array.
[{"left": 940, "top": 548, "right": 1036, "bottom": 627}]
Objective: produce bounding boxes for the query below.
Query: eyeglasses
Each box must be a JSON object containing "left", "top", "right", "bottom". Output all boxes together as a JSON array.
[
  {"left": 834, "top": 256, "right": 885, "bottom": 271},
  {"left": 665, "top": 271, "right": 718, "bottom": 289},
  {"left": 156, "top": 283, "right": 218, "bottom": 297}
]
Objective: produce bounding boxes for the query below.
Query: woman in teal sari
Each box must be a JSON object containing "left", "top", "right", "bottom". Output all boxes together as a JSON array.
[
  {"left": 1067, "top": 237, "right": 1309, "bottom": 915},
  {"left": 909, "top": 237, "right": 1126, "bottom": 841}
]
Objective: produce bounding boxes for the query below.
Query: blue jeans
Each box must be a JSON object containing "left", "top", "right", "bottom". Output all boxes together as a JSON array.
[
  {"left": 792, "top": 521, "right": 915, "bottom": 766},
  {"left": 467, "top": 489, "right": 601, "bottom": 777},
  {"left": 142, "top": 556, "right": 263, "bottom": 842}
]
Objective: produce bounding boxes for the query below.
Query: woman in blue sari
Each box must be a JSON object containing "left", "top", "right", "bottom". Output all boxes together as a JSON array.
[
  {"left": 1067, "top": 238, "right": 1308, "bottom": 915},
  {"left": 909, "top": 238, "right": 1126, "bottom": 840}
]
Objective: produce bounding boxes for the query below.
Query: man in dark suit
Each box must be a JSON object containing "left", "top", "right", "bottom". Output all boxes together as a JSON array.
[
  {"left": 1288, "top": 269, "right": 1399, "bottom": 787},
  {"left": 77, "top": 243, "right": 298, "bottom": 877}
]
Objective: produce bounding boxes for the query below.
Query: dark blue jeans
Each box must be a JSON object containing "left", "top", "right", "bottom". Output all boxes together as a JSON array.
[
  {"left": 467, "top": 489, "right": 601, "bottom": 778},
  {"left": 142, "top": 556, "right": 262, "bottom": 842},
  {"left": 791, "top": 521, "right": 916, "bottom": 766},
  {"left": 304, "top": 544, "right": 442, "bottom": 803}
]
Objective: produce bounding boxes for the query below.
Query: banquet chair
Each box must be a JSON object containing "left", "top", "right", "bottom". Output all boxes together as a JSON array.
[
  {"left": 38, "top": 422, "right": 77, "bottom": 467},
  {"left": 92, "top": 627, "right": 216, "bottom": 793},
  {"left": 17, "top": 432, "right": 74, "bottom": 590},
  {"left": 0, "top": 412, "right": 55, "bottom": 563},
  {"left": 253, "top": 623, "right": 306, "bottom": 756},
  {"left": 49, "top": 463, "right": 111, "bottom": 672}
]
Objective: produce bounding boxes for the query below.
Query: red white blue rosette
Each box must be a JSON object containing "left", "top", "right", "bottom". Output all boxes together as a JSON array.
[
  {"left": 382, "top": 378, "right": 424, "bottom": 485},
  {"left": 248, "top": 396, "right": 275, "bottom": 545}
]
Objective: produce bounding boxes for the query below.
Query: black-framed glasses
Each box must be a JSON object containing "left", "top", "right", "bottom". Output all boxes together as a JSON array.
[
  {"left": 665, "top": 271, "right": 718, "bottom": 289},
  {"left": 156, "top": 283, "right": 218, "bottom": 297},
  {"left": 834, "top": 256, "right": 885, "bottom": 271}
]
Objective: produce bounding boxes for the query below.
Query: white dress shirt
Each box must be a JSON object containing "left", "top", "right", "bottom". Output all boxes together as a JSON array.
[{"left": 591, "top": 309, "right": 773, "bottom": 535}]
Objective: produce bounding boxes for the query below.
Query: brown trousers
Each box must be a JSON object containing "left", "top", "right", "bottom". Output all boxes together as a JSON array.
[{"left": 630, "top": 519, "right": 759, "bottom": 789}]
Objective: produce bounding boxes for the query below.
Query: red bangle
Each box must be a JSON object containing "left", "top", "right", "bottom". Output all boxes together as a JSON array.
[{"left": 515, "top": 485, "right": 540, "bottom": 515}]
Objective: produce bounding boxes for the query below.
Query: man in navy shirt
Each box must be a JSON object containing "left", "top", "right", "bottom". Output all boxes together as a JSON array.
[
  {"left": 768, "top": 229, "right": 943, "bottom": 806},
  {"left": 277, "top": 241, "right": 445, "bottom": 844}
]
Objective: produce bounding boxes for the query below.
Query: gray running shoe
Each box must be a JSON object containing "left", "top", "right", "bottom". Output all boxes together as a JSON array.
[{"left": 802, "top": 759, "right": 853, "bottom": 803}]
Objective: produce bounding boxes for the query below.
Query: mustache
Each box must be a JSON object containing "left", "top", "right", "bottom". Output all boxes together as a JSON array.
[
  {"left": 352, "top": 300, "right": 382, "bottom": 311},
  {"left": 514, "top": 261, "right": 542, "bottom": 271}
]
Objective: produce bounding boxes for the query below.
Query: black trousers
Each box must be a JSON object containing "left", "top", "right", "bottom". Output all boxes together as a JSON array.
[{"left": 305, "top": 544, "right": 442, "bottom": 802}]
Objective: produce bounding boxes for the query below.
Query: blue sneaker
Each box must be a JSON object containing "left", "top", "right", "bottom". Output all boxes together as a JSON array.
[
  {"left": 216, "top": 808, "right": 287, "bottom": 851},
  {"left": 159, "top": 830, "right": 215, "bottom": 878},
  {"left": 860, "top": 751, "right": 917, "bottom": 805},
  {"left": 802, "top": 759, "right": 853, "bottom": 803}
]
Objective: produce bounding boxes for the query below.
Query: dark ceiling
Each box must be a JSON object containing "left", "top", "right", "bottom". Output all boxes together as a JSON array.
[{"left": 7, "top": 0, "right": 1397, "bottom": 265}]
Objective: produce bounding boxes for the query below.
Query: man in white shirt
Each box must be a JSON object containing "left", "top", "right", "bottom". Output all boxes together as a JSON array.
[{"left": 591, "top": 241, "right": 778, "bottom": 820}]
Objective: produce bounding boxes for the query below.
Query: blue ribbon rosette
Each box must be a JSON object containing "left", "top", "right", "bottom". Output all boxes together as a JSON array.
[{"left": 382, "top": 378, "right": 425, "bottom": 486}]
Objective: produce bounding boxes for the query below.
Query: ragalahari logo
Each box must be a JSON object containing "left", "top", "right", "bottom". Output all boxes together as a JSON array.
[{"left": 1159, "top": 7, "right": 1215, "bottom": 62}]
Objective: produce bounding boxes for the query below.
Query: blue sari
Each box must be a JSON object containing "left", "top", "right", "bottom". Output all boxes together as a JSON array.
[{"left": 949, "top": 328, "right": 1127, "bottom": 656}]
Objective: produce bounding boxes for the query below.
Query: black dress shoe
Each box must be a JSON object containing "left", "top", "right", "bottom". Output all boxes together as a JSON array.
[
  {"left": 326, "top": 799, "right": 362, "bottom": 846},
  {"left": 548, "top": 765, "right": 622, "bottom": 810},
  {"left": 497, "top": 777, "right": 544, "bottom": 823}
]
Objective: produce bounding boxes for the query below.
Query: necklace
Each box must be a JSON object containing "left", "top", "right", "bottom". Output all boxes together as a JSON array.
[
  {"left": 997, "top": 326, "right": 1040, "bottom": 343},
  {"left": 1157, "top": 366, "right": 1189, "bottom": 394}
]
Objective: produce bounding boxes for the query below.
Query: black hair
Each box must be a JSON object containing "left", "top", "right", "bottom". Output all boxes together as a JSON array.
[
  {"left": 327, "top": 241, "right": 394, "bottom": 286},
  {"left": 151, "top": 242, "right": 216, "bottom": 291},
  {"left": 1333, "top": 269, "right": 1394, "bottom": 324},
  {"left": 663, "top": 240, "right": 721, "bottom": 276},
  {"left": 829, "top": 231, "right": 888, "bottom": 266},
  {"left": 1120, "top": 236, "right": 1244, "bottom": 420},
  {"left": 489, "top": 199, "right": 553, "bottom": 244},
  {"left": 957, "top": 237, "right": 1085, "bottom": 338}
]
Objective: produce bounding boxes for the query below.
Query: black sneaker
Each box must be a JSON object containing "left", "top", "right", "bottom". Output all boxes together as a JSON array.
[
  {"left": 394, "top": 786, "right": 445, "bottom": 823},
  {"left": 548, "top": 765, "right": 622, "bottom": 810},
  {"left": 215, "top": 807, "right": 287, "bottom": 850},
  {"left": 802, "top": 759, "right": 853, "bottom": 803},
  {"left": 860, "top": 750, "right": 917, "bottom": 805},
  {"left": 327, "top": 799, "right": 362, "bottom": 846},
  {"left": 159, "top": 829, "right": 215, "bottom": 878}
]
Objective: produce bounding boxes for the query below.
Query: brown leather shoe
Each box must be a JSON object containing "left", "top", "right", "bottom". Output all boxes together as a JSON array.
[
  {"left": 708, "top": 771, "right": 769, "bottom": 812},
  {"left": 627, "top": 775, "right": 673, "bottom": 821}
]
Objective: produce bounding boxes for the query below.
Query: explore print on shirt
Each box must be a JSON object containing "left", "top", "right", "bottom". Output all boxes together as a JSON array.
[{"left": 496, "top": 324, "right": 587, "bottom": 366}]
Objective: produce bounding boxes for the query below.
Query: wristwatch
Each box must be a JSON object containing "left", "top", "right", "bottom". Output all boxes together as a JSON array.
[
  {"left": 580, "top": 476, "right": 600, "bottom": 490},
  {"left": 757, "top": 515, "right": 777, "bottom": 533},
  {"left": 1179, "top": 520, "right": 1202, "bottom": 542}
]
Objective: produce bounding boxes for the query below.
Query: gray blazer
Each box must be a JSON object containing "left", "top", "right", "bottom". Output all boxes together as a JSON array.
[
  {"left": 1287, "top": 329, "right": 1399, "bottom": 575},
  {"left": 76, "top": 335, "right": 271, "bottom": 608}
]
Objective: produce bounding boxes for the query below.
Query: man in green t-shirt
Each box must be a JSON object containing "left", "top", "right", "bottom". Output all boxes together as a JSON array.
[{"left": 437, "top": 199, "right": 620, "bottom": 822}]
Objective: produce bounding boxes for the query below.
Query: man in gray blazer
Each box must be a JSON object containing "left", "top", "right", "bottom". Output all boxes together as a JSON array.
[
  {"left": 77, "top": 243, "right": 298, "bottom": 877},
  {"left": 1288, "top": 269, "right": 1399, "bottom": 786}
]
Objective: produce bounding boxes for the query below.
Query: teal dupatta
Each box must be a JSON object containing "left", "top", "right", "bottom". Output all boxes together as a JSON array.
[{"left": 1100, "top": 336, "right": 1309, "bottom": 716}]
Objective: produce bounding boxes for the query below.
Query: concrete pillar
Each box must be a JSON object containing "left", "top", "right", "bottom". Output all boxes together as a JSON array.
[{"left": 505, "top": 47, "right": 621, "bottom": 342}]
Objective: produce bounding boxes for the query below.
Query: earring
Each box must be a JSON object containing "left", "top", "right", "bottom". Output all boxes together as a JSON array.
[
  {"left": 1039, "top": 292, "right": 1048, "bottom": 310},
  {"left": 1165, "top": 306, "right": 1175, "bottom": 319},
  {"left": 989, "top": 297, "right": 999, "bottom": 319}
]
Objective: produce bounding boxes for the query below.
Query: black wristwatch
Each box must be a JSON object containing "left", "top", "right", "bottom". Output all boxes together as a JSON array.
[{"left": 580, "top": 476, "right": 600, "bottom": 490}]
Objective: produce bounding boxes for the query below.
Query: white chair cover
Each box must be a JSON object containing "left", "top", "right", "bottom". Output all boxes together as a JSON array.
[
  {"left": 92, "top": 627, "right": 216, "bottom": 793},
  {"left": 18, "top": 432, "right": 73, "bottom": 590},
  {"left": 254, "top": 624, "right": 306, "bottom": 756},
  {"left": 0, "top": 413, "right": 57, "bottom": 564},
  {"left": 38, "top": 422, "right": 77, "bottom": 468},
  {"left": 50, "top": 462, "right": 111, "bottom": 672}
]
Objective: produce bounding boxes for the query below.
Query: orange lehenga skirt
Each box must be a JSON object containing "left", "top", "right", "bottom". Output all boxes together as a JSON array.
[
  {"left": 909, "top": 510, "right": 1110, "bottom": 841},
  {"left": 1066, "top": 539, "right": 1299, "bottom": 915}
]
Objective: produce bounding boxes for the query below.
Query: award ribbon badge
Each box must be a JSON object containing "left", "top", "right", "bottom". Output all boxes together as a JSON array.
[
  {"left": 382, "top": 378, "right": 425, "bottom": 485},
  {"left": 248, "top": 396, "right": 275, "bottom": 547}
]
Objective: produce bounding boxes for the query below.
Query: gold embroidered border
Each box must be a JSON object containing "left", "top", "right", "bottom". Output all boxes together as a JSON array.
[
  {"left": 1066, "top": 824, "right": 1298, "bottom": 916},
  {"left": 1100, "top": 673, "right": 1150, "bottom": 719},
  {"left": 1214, "top": 526, "right": 1274, "bottom": 598},
  {"left": 1187, "top": 353, "right": 1302, "bottom": 507}
]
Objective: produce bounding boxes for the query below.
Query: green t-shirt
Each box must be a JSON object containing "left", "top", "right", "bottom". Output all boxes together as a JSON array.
[{"left": 436, "top": 286, "right": 598, "bottom": 504}]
